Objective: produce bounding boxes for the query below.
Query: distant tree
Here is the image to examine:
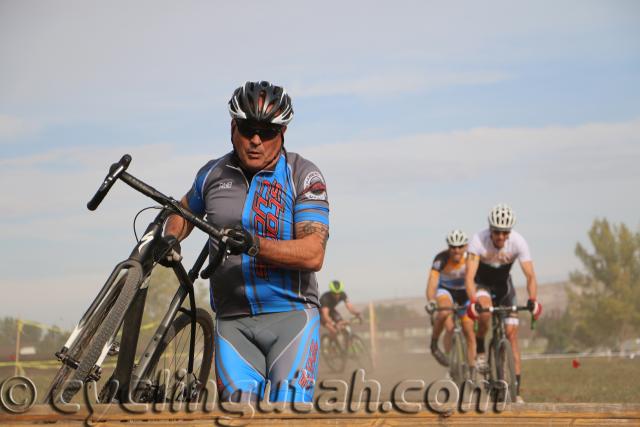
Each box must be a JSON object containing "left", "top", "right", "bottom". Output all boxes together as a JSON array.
[
  {"left": 0, "top": 317, "right": 43, "bottom": 348},
  {"left": 141, "top": 266, "right": 213, "bottom": 325},
  {"left": 536, "top": 310, "right": 575, "bottom": 353},
  {"left": 568, "top": 219, "right": 640, "bottom": 350},
  {"left": 38, "top": 327, "right": 68, "bottom": 356},
  {"left": 0, "top": 317, "right": 67, "bottom": 358}
]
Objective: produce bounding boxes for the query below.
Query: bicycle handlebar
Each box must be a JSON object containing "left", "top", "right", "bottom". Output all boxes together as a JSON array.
[
  {"left": 87, "top": 154, "right": 131, "bottom": 211},
  {"left": 477, "top": 304, "right": 537, "bottom": 330},
  {"left": 87, "top": 155, "right": 222, "bottom": 239},
  {"left": 476, "top": 305, "right": 530, "bottom": 314}
]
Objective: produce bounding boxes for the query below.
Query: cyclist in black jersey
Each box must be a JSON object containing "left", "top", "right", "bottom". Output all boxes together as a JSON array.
[{"left": 319, "top": 280, "right": 362, "bottom": 337}]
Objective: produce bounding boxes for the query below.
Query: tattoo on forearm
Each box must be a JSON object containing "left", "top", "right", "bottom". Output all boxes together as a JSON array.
[{"left": 297, "top": 222, "right": 329, "bottom": 249}]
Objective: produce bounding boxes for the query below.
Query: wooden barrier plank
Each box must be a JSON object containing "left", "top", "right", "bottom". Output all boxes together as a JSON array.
[{"left": 2, "top": 403, "right": 640, "bottom": 425}]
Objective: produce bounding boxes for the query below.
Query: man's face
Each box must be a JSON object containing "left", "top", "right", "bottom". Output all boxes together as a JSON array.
[
  {"left": 490, "top": 229, "right": 511, "bottom": 249},
  {"left": 447, "top": 244, "right": 467, "bottom": 262},
  {"left": 231, "top": 120, "right": 286, "bottom": 173}
]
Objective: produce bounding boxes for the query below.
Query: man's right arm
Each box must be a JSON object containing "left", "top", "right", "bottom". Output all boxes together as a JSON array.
[
  {"left": 164, "top": 196, "right": 195, "bottom": 240},
  {"left": 426, "top": 270, "right": 439, "bottom": 301},
  {"left": 320, "top": 306, "right": 338, "bottom": 334}
]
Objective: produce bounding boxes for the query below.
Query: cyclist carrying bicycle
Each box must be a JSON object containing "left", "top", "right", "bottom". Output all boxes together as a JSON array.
[
  {"left": 164, "top": 81, "right": 329, "bottom": 404},
  {"left": 425, "top": 230, "right": 475, "bottom": 369},
  {"left": 319, "top": 280, "right": 362, "bottom": 337},
  {"left": 464, "top": 204, "right": 542, "bottom": 403}
]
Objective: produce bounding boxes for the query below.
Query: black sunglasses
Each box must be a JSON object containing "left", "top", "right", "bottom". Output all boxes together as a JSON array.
[
  {"left": 490, "top": 229, "right": 511, "bottom": 236},
  {"left": 235, "top": 120, "right": 282, "bottom": 141},
  {"left": 449, "top": 245, "right": 465, "bottom": 250}
]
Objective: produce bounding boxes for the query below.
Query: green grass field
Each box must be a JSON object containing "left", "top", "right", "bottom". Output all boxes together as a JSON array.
[{"left": 522, "top": 356, "right": 640, "bottom": 403}]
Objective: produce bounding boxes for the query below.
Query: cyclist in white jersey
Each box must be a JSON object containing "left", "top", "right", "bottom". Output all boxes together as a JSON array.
[{"left": 465, "top": 204, "right": 542, "bottom": 403}]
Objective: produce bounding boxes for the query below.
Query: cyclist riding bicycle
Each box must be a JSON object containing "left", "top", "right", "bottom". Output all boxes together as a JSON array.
[
  {"left": 319, "top": 280, "right": 362, "bottom": 337},
  {"left": 464, "top": 204, "right": 542, "bottom": 404},
  {"left": 425, "top": 230, "right": 475, "bottom": 370},
  {"left": 164, "top": 81, "right": 329, "bottom": 404}
]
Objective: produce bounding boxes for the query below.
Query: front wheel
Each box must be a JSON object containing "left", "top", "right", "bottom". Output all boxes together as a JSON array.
[
  {"left": 320, "top": 333, "right": 346, "bottom": 373},
  {"left": 349, "top": 334, "right": 373, "bottom": 374},
  {"left": 491, "top": 339, "right": 517, "bottom": 403},
  {"left": 43, "top": 273, "right": 128, "bottom": 403},
  {"left": 50, "top": 268, "right": 143, "bottom": 404},
  {"left": 448, "top": 332, "right": 468, "bottom": 385},
  {"left": 134, "top": 308, "right": 215, "bottom": 403}
]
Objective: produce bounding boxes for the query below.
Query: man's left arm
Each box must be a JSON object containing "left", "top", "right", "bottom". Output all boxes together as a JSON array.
[
  {"left": 255, "top": 221, "right": 328, "bottom": 271},
  {"left": 520, "top": 260, "right": 538, "bottom": 301}
]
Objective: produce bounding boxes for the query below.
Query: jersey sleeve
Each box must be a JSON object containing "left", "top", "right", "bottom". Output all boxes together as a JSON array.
[
  {"left": 293, "top": 160, "right": 329, "bottom": 226},
  {"left": 319, "top": 292, "right": 330, "bottom": 307},
  {"left": 467, "top": 233, "right": 485, "bottom": 257},
  {"left": 431, "top": 252, "right": 446, "bottom": 272},
  {"left": 185, "top": 160, "right": 215, "bottom": 216}
]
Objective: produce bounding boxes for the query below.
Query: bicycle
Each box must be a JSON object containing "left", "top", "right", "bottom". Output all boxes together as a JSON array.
[
  {"left": 321, "top": 317, "right": 372, "bottom": 373},
  {"left": 476, "top": 304, "right": 534, "bottom": 402},
  {"left": 426, "top": 304, "right": 470, "bottom": 385},
  {"left": 44, "top": 154, "right": 229, "bottom": 405}
]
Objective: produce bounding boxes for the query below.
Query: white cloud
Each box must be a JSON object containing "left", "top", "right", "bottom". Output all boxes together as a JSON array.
[
  {"left": 0, "top": 114, "right": 38, "bottom": 141},
  {"left": 302, "top": 118, "right": 640, "bottom": 196},
  {"left": 0, "top": 143, "right": 216, "bottom": 221}
]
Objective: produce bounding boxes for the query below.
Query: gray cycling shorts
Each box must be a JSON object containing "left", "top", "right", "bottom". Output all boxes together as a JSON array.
[{"left": 214, "top": 308, "right": 320, "bottom": 403}]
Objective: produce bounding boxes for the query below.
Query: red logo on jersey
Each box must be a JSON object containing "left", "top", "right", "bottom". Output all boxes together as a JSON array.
[{"left": 251, "top": 179, "right": 284, "bottom": 278}]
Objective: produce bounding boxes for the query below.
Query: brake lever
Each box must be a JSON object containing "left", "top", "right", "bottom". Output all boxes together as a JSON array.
[{"left": 200, "top": 237, "right": 230, "bottom": 279}]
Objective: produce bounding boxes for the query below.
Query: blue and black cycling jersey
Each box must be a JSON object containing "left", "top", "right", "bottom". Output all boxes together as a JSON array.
[{"left": 185, "top": 149, "right": 329, "bottom": 318}]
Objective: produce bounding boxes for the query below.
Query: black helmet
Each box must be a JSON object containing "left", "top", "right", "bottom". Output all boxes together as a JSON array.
[{"left": 228, "top": 81, "right": 294, "bottom": 126}]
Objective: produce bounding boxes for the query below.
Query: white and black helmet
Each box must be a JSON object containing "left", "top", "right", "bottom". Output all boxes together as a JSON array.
[
  {"left": 488, "top": 203, "right": 516, "bottom": 231},
  {"left": 446, "top": 229, "right": 468, "bottom": 246},
  {"left": 228, "top": 81, "right": 294, "bottom": 126}
]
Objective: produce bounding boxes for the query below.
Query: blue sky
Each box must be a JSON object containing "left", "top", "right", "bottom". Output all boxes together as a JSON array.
[{"left": 1, "top": 1, "right": 639, "bottom": 327}]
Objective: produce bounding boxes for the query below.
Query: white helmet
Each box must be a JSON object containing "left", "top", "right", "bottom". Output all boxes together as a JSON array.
[
  {"left": 488, "top": 204, "right": 516, "bottom": 231},
  {"left": 446, "top": 229, "right": 468, "bottom": 246}
]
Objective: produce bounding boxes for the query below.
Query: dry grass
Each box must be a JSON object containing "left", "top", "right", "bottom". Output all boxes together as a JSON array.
[{"left": 521, "top": 356, "right": 640, "bottom": 403}]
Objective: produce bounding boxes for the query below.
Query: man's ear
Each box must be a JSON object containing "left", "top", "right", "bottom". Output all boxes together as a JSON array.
[
  {"left": 281, "top": 126, "right": 287, "bottom": 136},
  {"left": 230, "top": 119, "right": 236, "bottom": 141}
]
